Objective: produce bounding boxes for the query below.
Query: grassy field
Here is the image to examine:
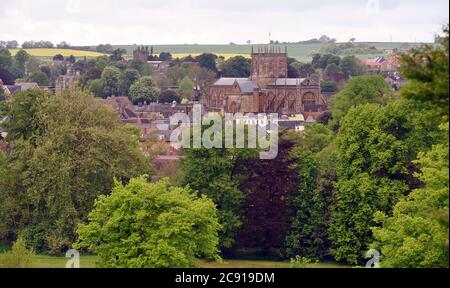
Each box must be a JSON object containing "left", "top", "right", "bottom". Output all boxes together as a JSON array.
[
  {"left": 0, "top": 253, "right": 348, "bottom": 268},
  {"left": 9, "top": 48, "right": 106, "bottom": 58}
]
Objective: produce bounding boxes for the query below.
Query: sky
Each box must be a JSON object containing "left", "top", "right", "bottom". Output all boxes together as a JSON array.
[{"left": 0, "top": 0, "right": 448, "bottom": 45}]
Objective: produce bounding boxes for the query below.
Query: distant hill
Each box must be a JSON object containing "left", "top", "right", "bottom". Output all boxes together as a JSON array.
[{"left": 111, "top": 42, "right": 424, "bottom": 62}]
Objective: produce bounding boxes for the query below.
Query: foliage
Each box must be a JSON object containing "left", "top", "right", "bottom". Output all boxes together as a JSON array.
[
  {"left": 88, "top": 78, "right": 105, "bottom": 98},
  {"left": 101, "top": 66, "right": 122, "bottom": 97},
  {"left": 14, "top": 49, "right": 30, "bottom": 73},
  {"left": 372, "top": 126, "right": 449, "bottom": 268},
  {"left": 120, "top": 68, "right": 140, "bottom": 95},
  {"left": 399, "top": 26, "right": 449, "bottom": 118},
  {"left": 328, "top": 100, "right": 443, "bottom": 264},
  {"left": 75, "top": 177, "right": 220, "bottom": 268},
  {"left": 28, "top": 71, "right": 50, "bottom": 86},
  {"left": 159, "top": 90, "right": 181, "bottom": 104},
  {"left": 284, "top": 125, "right": 335, "bottom": 260},
  {"left": 324, "top": 63, "right": 341, "bottom": 76},
  {"left": 222, "top": 56, "right": 251, "bottom": 78},
  {"left": 236, "top": 137, "right": 297, "bottom": 257},
  {"left": 196, "top": 53, "right": 218, "bottom": 72},
  {"left": 329, "top": 76, "right": 393, "bottom": 127},
  {"left": 340, "top": 56, "right": 366, "bottom": 76},
  {"left": 178, "top": 76, "right": 195, "bottom": 100},
  {"left": 0, "top": 237, "right": 34, "bottom": 268},
  {"left": 321, "top": 81, "right": 338, "bottom": 93},
  {"left": 129, "top": 76, "right": 160, "bottom": 104},
  {"left": 290, "top": 256, "right": 317, "bottom": 268},
  {"left": 181, "top": 124, "right": 258, "bottom": 251},
  {"left": 0, "top": 89, "right": 150, "bottom": 253}
]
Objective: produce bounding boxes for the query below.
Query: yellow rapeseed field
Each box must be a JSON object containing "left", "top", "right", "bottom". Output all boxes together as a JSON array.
[
  {"left": 170, "top": 53, "right": 250, "bottom": 60},
  {"left": 9, "top": 48, "right": 106, "bottom": 58}
]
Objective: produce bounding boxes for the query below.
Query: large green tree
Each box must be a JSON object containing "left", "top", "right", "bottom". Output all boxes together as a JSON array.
[
  {"left": 76, "top": 177, "right": 220, "bottom": 268},
  {"left": 101, "top": 66, "right": 122, "bottom": 97},
  {"left": 329, "top": 75, "right": 393, "bottom": 128},
  {"left": 372, "top": 124, "right": 449, "bottom": 268},
  {"left": 399, "top": 25, "right": 449, "bottom": 118},
  {"left": 222, "top": 56, "right": 251, "bottom": 78},
  {"left": 181, "top": 124, "right": 257, "bottom": 251},
  {"left": 0, "top": 89, "right": 150, "bottom": 253},
  {"left": 284, "top": 125, "right": 336, "bottom": 260},
  {"left": 328, "top": 100, "right": 443, "bottom": 264},
  {"left": 128, "top": 76, "right": 160, "bottom": 104}
]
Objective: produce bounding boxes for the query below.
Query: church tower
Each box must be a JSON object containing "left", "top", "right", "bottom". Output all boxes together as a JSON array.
[{"left": 250, "top": 46, "right": 288, "bottom": 87}]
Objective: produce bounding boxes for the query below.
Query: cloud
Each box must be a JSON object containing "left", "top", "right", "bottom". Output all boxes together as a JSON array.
[{"left": 0, "top": 0, "right": 448, "bottom": 45}]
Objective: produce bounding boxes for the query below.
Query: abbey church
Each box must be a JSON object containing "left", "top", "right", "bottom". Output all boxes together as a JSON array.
[{"left": 202, "top": 47, "right": 325, "bottom": 116}]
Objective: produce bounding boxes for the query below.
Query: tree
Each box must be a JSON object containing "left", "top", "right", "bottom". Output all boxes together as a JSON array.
[
  {"left": 120, "top": 68, "right": 140, "bottom": 96},
  {"left": 0, "top": 89, "right": 150, "bottom": 252},
  {"left": 222, "top": 56, "right": 251, "bottom": 78},
  {"left": 110, "top": 49, "right": 126, "bottom": 61},
  {"left": 14, "top": 49, "right": 30, "bottom": 73},
  {"left": 284, "top": 125, "right": 336, "bottom": 260},
  {"left": 67, "top": 55, "right": 76, "bottom": 64},
  {"left": 297, "top": 63, "right": 315, "bottom": 78},
  {"left": 0, "top": 237, "right": 34, "bottom": 268},
  {"left": 40, "top": 66, "right": 52, "bottom": 79},
  {"left": 181, "top": 126, "right": 257, "bottom": 251},
  {"left": 28, "top": 71, "right": 49, "bottom": 86},
  {"left": 0, "top": 48, "right": 13, "bottom": 69},
  {"left": 53, "top": 54, "right": 64, "bottom": 61},
  {"left": 340, "top": 56, "right": 365, "bottom": 76},
  {"left": 328, "top": 100, "right": 443, "bottom": 264},
  {"left": 5, "top": 40, "right": 19, "bottom": 49},
  {"left": 236, "top": 137, "right": 298, "bottom": 257},
  {"left": 159, "top": 90, "right": 181, "bottom": 104},
  {"left": 371, "top": 124, "right": 449, "bottom": 268},
  {"left": 177, "top": 76, "right": 195, "bottom": 100},
  {"left": 399, "top": 26, "right": 449, "bottom": 118},
  {"left": 196, "top": 53, "right": 218, "bottom": 72},
  {"left": 56, "top": 41, "right": 71, "bottom": 48},
  {"left": 320, "top": 81, "right": 338, "bottom": 93},
  {"left": 128, "top": 59, "right": 153, "bottom": 76},
  {"left": 128, "top": 76, "right": 160, "bottom": 104},
  {"left": 329, "top": 75, "right": 393, "bottom": 127},
  {"left": 324, "top": 63, "right": 341, "bottom": 76},
  {"left": 101, "top": 66, "right": 122, "bottom": 97},
  {"left": 88, "top": 79, "right": 105, "bottom": 98},
  {"left": 75, "top": 177, "right": 220, "bottom": 268},
  {"left": 159, "top": 52, "right": 173, "bottom": 62}
]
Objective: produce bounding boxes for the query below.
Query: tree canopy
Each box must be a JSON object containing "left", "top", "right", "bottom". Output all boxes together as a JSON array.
[{"left": 76, "top": 177, "right": 220, "bottom": 268}]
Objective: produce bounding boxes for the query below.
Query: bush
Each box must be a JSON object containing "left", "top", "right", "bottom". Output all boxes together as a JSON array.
[
  {"left": 290, "top": 256, "right": 317, "bottom": 268},
  {"left": 0, "top": 237, "right": 34, "bottom": 268}
]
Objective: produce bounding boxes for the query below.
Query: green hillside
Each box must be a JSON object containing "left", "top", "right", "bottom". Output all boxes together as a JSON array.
[{"left": 113, "top": 42, "right": 423, "bottom": 62}]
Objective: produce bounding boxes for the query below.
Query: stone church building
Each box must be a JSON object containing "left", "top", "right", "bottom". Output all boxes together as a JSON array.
[{"left": 202, "top": 47, "right": 325, "bottom": 116}]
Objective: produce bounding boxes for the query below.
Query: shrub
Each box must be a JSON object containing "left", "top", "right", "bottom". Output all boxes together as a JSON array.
[{"left": 0, "top": 237, "right": 34, "bottom": 268}]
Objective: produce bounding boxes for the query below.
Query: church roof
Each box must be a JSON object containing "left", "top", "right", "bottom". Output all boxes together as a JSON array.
[{"left": 213, "top": 78, "right": 259, "bottom": 93}]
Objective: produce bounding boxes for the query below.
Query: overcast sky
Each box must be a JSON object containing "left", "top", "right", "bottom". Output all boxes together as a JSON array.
[{"left": 1, "top": 0, "right": 448, "bottom": 45}]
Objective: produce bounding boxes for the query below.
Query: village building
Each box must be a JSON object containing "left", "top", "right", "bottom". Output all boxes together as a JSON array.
[{"left": 202, "top": 46, "right": 325, "bottom": 117}]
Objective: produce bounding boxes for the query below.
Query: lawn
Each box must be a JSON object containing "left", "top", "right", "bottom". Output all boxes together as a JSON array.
[
  {"left": 0, "top": 253, "right": 348, "bottom": 268},
  {"left": 9, "top": 48, "right": 106, "bottom": 58}
]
